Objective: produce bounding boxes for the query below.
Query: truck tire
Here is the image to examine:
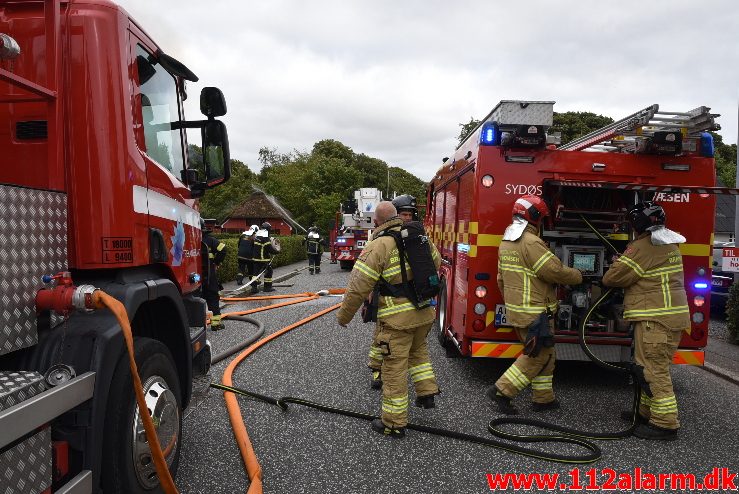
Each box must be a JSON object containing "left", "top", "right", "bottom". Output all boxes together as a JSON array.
[
  {"left": 339, "top": 260, "right": 354, "bottom": 270},
  {"left": 102, "top": 337, "right": 182, "bottom": 493},
  {"left": 435, "top": 283, "right": 449, "bottom": 347}
]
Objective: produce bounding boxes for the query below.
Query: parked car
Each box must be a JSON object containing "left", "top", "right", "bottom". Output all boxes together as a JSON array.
[{"left": 712, "top": 243, "right": 735, "bottom": 314}]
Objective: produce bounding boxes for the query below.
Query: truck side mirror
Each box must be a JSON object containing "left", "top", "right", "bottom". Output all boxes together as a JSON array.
[
  {"left": 200, "top": 87, "right": 227, "bottom": 118},
  {"left": 202, "top": 120, "right": 231, "bottom": 187}
]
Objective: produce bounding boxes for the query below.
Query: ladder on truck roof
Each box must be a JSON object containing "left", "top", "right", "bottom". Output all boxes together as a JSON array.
[{"left": 559, "top": 104, "right": 721, "bottom": 152}]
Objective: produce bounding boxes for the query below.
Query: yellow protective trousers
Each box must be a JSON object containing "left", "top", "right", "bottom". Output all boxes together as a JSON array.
[
  {"left": 368, "top": 323, "right": 383, "bottom": 371},
  {"left": 494, "top": 325, "right": 555, "bottom": 404},
  {"left": 634, "top": 320, "right": 682, "bottom": 429},
  {"left": 375, "top": 320, "right": 439, "bottom": 428}
]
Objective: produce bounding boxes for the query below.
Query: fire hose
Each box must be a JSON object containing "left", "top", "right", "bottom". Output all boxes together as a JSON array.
[{"left": 211, "top": 217, "right": 646, "bottom": 493}]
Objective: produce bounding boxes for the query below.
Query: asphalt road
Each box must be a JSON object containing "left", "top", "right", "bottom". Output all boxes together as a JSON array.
[{"left": 177, "top": 261, "right": 739, "bottom": 493}]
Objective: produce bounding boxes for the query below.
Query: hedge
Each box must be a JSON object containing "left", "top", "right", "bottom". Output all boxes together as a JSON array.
[
  {"left": 725, "top": 281, "right": 739, "bottom": 344},
  {"left": 213, "top": 234, "right": 308, "bottom": 283}
]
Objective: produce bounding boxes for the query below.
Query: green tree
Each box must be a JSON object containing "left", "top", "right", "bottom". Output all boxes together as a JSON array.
[
  {"left": 312, "top": 139, "right": 355, "bottom": 163},
  {"left": 712, "top": 132, "right": 738, "bottom": 186},
  {"left": 551, "top": 111, "right": 614, "bottom": 145},
  {"left": 457, "top": 117, "right": 481, "bottom": 145},
  {"left": 191, "top": 144, "right": 257, "bottom": 222},
  {"left": 388, "top": 166, "right": 427, "bottom": 205}
]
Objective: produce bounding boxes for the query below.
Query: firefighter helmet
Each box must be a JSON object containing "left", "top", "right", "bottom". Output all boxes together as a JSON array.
[
  {"left": 392, "top": 194, "right": 417, "bottom": 213},
  {"left": 627, "top": 201, "right": 666, "bottom": 233},
  {"left": 511, "top": 195, "right": 549, "bottom": 225},
  {"left": 261, "top": 222, "right": 272, "bottom": 232}
]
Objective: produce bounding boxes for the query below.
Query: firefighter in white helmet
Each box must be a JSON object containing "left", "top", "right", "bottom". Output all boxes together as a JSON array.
[
  {"left": 603, "top": 201, "right": 688, "bottom": 441},
  {"left": 252, "top": 222, "right": 278, "bottom": 293},
  {"left": 489, "top": 195, "right": 582, "bottom": 414},
  {"left": 236, "top": 224, "right": 258, "bottom": 285},
  {"left": 302, "top": 226, "right": 325, "bottom": 274}
]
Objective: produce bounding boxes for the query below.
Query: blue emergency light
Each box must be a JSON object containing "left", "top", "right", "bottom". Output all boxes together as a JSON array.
[
  {"left": 693, "top": 282, "right": 708, "bottom": 289},
  {"left": 699, "top": 132, "right": 714, "bottom": 157},
  {"left": 480, "top": 122, "right": 500, "bottom": 146}
]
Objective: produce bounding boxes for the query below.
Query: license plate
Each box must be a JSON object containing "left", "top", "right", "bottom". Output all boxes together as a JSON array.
[{"left": 494, "top": 304, "right": 508, "bottom": 327}]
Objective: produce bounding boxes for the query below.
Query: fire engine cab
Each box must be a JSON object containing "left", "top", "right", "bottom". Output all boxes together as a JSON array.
[
  {"left": 427, "top": 100, "right": 724, "bottom": 365},
  {"left": 0, "top": 1, "right": 230, "bottom": 492},
  {"left": 330, "top": 188, "right": 383, "bottom": 269}
]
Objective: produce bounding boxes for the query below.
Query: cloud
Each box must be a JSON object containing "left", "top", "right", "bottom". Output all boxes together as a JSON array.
[{"left": 118, "top": 0, "right": 738, "bottom": 181}]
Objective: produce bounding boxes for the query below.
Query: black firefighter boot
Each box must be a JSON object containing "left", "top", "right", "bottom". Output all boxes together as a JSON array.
[
  {"left": 370, "top": 370, "right": 382, "bottom": 389},
  {"left": 486, "top": 386, "right": 518, "bottom": 415},
  {"left": 415, "top": 394, "right": 436, "bottom": 409},
  {"left": 633, "top": 423, "right": 678, "bottom": 441},
  {"left": 371, "top": 418, "right": 405, "bottom": 438}
]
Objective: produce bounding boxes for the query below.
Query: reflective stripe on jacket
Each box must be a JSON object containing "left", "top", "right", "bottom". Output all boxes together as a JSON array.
[
  {"left": 602, "top": 233, "right": 689, "bottom": 329},
  {"left": 337, "top": 218, "right": 441, "bottom": 329},
  {"left": 253, "top": 237, "right": 277, "bottom": 262},
  {"left": 496, "top": 224, "right": 582, "bottom": 328}
]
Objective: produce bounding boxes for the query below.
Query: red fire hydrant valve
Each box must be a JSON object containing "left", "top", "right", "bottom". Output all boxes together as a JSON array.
[{"left": 35, "top": 272, "right": 99, "bottom": 314}]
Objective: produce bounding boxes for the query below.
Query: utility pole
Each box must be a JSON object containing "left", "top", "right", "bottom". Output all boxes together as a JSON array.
[
  {"left": 386, "top": 167, "right": 390, "bottom": 200},
  {"left": 735, "top": 101, "right": 739, "bottom": 249}
]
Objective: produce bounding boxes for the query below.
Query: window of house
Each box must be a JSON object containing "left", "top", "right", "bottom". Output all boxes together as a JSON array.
[{"left": 135, "top": 45, "right": 184, "bottom": 178}]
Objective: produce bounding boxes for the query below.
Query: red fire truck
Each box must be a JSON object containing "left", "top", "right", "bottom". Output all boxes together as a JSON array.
[
  {"left": 0, "top": 1, "right": 229, "bottom": 492},
  {"left": 330, "top": 188, "right": 382, "bottom": 269},
  {"left": 427, "top": 100, "right": 724, "bottom": 365}
]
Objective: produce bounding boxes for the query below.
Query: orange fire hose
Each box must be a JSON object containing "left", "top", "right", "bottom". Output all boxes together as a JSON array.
[
  {"left": 219, "top": 290, "right": 344, "bottom": 494},
  {"left": 92, "top": 291, "right": 178, "bottom": 494}
]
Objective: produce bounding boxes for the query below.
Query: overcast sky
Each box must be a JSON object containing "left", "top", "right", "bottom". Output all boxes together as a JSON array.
[{"left": 118, "top": 0, "right": 738, "bottom": 181}]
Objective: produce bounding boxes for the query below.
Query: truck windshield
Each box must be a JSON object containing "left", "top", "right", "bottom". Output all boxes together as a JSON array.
[{"left": 135, "top": 45, "right": 185, "bottom": 179}]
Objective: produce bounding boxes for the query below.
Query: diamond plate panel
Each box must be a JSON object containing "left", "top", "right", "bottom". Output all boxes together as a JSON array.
[
  {"left": 0, "top": 427, "right": 52, "bottom": 494},
  {"left": 489, "top": 100, "right": 555, "bottom": 126},
  {"left": 0, "top": 371, "right": 47, "bottom": 411},
  {"left": 0, "top": 186, "right": 67, "bottom": 356}
]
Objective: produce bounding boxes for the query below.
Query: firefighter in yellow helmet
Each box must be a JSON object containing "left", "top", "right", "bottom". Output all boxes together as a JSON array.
[
  {"left": 338, "top": 201, "right": 441, "bottom": 438},
  {"left": 602, "top": 201, "right": 688, "bottom": 441},
  {"left": 489, "top": 195, "right": 582, "bottom": 414}
]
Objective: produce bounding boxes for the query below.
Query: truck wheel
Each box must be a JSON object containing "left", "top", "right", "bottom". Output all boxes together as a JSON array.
[
  {"left": 102, "top": 337, "right": 182, "bottom": 494},
  {"left": 435, "top": 283, "right": 449, "bottom": 347},
  {"left": 340, "top": 261, "right": 353, "bottom": 270}
]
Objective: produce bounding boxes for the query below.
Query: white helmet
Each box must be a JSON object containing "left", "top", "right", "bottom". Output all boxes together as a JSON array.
[
  {"left": 255, "top": 228, "right": 269, "bottom": 239},
  {"left": 308, "top": 232, "right": 319, "bottom": 239}
]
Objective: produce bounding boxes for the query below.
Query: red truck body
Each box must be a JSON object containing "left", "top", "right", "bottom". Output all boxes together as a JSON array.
[
  {"left": 0, "top": 1, "right": 229, "bottom": 491},
  {"left": 427, "top": 101, "right": 722, "bottom": 365}
]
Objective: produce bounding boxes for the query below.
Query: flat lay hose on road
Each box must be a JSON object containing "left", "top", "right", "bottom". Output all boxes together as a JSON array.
[{"left": 215, "top": 291, "right": 344, "bottom": 494}]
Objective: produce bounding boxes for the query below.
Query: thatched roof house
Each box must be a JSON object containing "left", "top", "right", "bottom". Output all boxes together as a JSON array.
[{"left": 221, "top": 189, "right": 304, "bottom": 235}]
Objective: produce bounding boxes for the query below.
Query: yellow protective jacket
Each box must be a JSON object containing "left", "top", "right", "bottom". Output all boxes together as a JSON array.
[
  {"left": 497, "top": 224, "right": 583, "bottom": 328},
  {"left": 602, "top": 232, "right": 689, "bottom": 330},
  {"left": 337, "top": 218, "right": 441, "bottom": 329}
]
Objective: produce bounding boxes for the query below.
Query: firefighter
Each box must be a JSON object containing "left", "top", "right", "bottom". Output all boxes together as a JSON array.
[
  {"left": 236, "top": 224, "right": 258, "bottom": 285},
  {"left": 602, "top": 201, "right": 688, "bottom": 441},
  {"left": 302, "top": 226, "right": 325, "bottom": 274},
  {"left": 392, "top": 194, "right": 418, "bottom": 222},
  {"left": 489, "top": 195, "right": 582, "bottom": 414},
  {"left": 201, "top": 219, "right": 227, "bottom": 330},
  {"left": 366, "top": 195, "right": 420, "bottom": 389},
  {"left": 337, "top": 201, "right": 441, "bottom": 438},
  {"left": 252, "top": 222, "right": 279, "bottom": 293}
]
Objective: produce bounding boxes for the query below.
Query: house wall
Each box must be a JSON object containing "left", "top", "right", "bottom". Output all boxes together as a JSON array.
[{"left": 222, "top": 218, "right": 293, "bottom": 236}]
